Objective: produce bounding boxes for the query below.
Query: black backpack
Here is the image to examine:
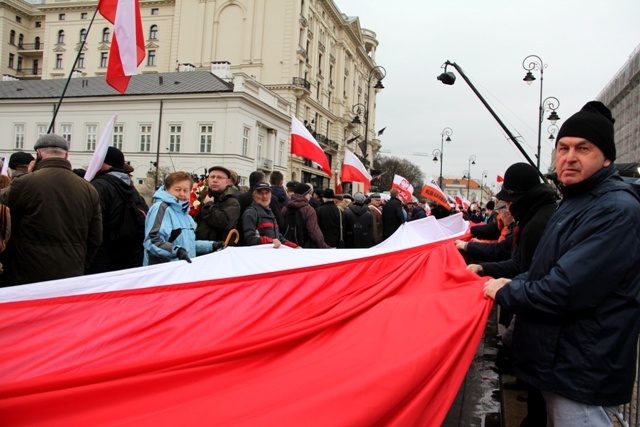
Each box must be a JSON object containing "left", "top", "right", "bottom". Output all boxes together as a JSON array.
[
  {"left": 100, "top": 175, "right": 147, "bottom": 244},
  {"left": 283, "top": 207, "right": 307, "bottom": 247}
]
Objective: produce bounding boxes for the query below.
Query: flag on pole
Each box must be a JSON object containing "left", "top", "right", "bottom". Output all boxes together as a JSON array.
[
  {"left": 83, "top": 114, "right": 118, "bottom": 182},
  {"left": 290, "top": 116, "right": 331, "bottom": 175},
  {"left": 341, "top": 149, "right": 372, "bottom": 193},
  {"left": 377, "top": 127, "right": 386, "bottom": 136},
  {"left": 98, "top": 0, "right": 145, "bottom": 94},
  {"left": 420, "top": 176, "right": 449, "bottom": 210},
  {"left": 392, "top": 174, "right": 414, "bottom": 202},
  {"left": 496, "top": 170, "right": 505, "bottom": 183}
]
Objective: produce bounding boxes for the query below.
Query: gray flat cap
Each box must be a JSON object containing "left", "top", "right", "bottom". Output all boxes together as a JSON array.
[{"left": 34, "top": 134, "right": 69, "bottom": 151}]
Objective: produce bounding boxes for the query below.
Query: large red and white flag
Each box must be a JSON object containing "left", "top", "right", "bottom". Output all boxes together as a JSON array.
[
  {"left": 290, "top": 116, "right": 331, "bottom": 175},
  {"left": 454, "top": 190, "right": 470, "bottom": 209},
  {"left": 84, "top": 114, "right": 118, "bottom": 182},
  {"left": 392, "top": 174, "right": 414, "bottom": 202},
  {"left": 98, "top": 0, "right": 145, "bottom": 94},
  {"left": 341, "top": 149, "right": 372, "bottom": 193},
  {"left": 0, "top": 216, "right": 489, "bottom": 427},
  {"left": 420, "top": 176, "right": 450, "bottom": 210}
]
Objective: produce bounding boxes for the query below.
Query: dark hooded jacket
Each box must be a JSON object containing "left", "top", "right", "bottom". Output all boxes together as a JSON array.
[
  {"left": 344, "top": 202, "right": 373, "bottom": 248},
  {"left": 497, "top": 165, "right": 640, "bottom": 406},
  {"left": 281, "top": 194, "right": 329, "bottom": 248}
]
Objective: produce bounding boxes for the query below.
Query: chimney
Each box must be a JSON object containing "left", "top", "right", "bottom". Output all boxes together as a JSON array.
[{"left": 210, "top": 61, "right": 232, "bottom": 81}]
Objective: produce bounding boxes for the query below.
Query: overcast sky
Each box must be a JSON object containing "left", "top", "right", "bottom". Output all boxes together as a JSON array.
[{"left": 339, "top": 0, "right": 640, "bottom": 191}]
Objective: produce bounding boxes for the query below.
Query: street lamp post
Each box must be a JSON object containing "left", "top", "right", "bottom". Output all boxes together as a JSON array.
[
  {"left": 432, "top": 127, "right": 452, "bottom": 190},
  {"left": 480, "top": 170, "right": 488, "bottom": 206},
  {"left": 465, "top": 155, "right": 476, "bottom": 200},
  {"left": 522, "top": 55, "right": 561, "bottom": 171},
  {"left": 351, "top": 65, "right": 386, "bottom": 171}
]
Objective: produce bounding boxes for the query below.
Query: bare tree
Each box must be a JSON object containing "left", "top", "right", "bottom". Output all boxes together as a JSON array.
[{"left": 372, "top": 155, "right": 424, "bottom": 195}]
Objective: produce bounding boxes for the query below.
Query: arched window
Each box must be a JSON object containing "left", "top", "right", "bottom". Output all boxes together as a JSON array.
[
  {"left": 18, "top": 34, "right": 23, "bottom": 48},
  {"left": 9, "top": 30, "right": 15, "bottom": 44},
  {"left": 79, "top": 29, "right": 87, "bottom": 43},
  {"left": 102, "top": 27, "right": 110, "bottom": 42},
  {"left": 57, "top": 30, "right": 65, "bottom": 44},
  {"left": 149, "top": 25, "right": 158, "bottom": 40}
]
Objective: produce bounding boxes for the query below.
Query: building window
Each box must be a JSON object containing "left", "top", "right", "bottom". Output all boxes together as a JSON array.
[
  {"left": 149, "top": 25, "right": 158, "bottom": 40},
  {"left": 242, "top": 127, "right": 250, "bottom": 156},
  {"left": 199, "top": 124, "right": 213, "bottom": 153},
  {"left": 100, "top": 52, "right": 108, "bottom": 68},
  {"left": 14, "top": 124, "right": 24, "bottom": 149},
  {"left": 55, "top": 54, "right": 63, "bottom": 69},
  {"left": 9, "top": 30, "right": 15, "bottom": 45},
  {"left": 139, "top": 125, "right": 152, "bottom": 152},
  {"left": 36, "top": 124, "right": 47, "bottom": 139},
  {"left": 81, "top": 12, "right": 88, "bottom": 19},
  {"left": 61, "top": 124, "right": 72, "bottom": 147},
  {"left": 8, "top": 53, "right": 14, "bottom": 69},
  {"left": 18, "top": 34, "right": 23, "bottom": 48},
  {"left": 34, "top": 37, "right": 40, "bottom": 49},
  {"left": 257, "top": 135, "right": 263, "bottom": 160},
  {"left": 168, "top": 125, "right": 181, "bottom": 152},
  {"left": 147, "top": 50, "right": 156, "bottom": 66},
  {"left": 57, "top": 30, "right": 65, "bottom": 44},
  {"left": 16, "top": 56, "right": 22, "bottom": 72},
  {"left": 15, "top": 16, "right": 21, "bottom": 23},
  {"left": 32, "top": 59, "right": 39, "bottom": 75},
  {"left": 59, "top": 13, "right": 66, "bottom": 20},
  {"left": 102, "top": 28, "right": 110, "bottom": 42},
  {"left": 113, "top": 124, "right": 124, "bottom": 149},
  {"left": 151, "top": 8, "right": 159, "bottom": 15},
  {"left": 278, "top": 141, "right": 285, "bottom": 166},
  {"left": 80, "top": 29, "right": 87, "bottom": 43},
  {"left": 77, "top": 53, "right": 85, "bottom": 68},
  {"left": 35, "top": 21, "right": 41, "bottom": 28},
  {"left": 86, "top": 124, "right": 97, "bottom": 151}
]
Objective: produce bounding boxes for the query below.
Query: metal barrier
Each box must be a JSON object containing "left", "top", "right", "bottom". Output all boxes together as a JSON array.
[{"left": 618, "top": 336, "right": 640, "bottom": 426}]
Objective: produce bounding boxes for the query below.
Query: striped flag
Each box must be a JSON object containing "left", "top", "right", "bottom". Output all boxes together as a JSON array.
[
  {"left": 290, "top": 116, "right": 331, "bottom": 175},
  {"left": 341, "top": 149, "right": 372, "bottom": 193},
  {"left": 98, "top": 0, "right": 145, "bottom": 93}
]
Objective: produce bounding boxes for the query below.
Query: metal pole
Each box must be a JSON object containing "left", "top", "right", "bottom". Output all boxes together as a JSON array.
[
  {"left": 536, "top": 66, "right": 544, "bottom": 170},
  {"left": 439, "top": 134, "right": 444, "bottom": 190}
]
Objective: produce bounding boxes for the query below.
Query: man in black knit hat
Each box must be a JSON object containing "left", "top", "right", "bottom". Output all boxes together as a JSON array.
[{"left": 484, "top": 101, "right": 640, "bottom": 425}]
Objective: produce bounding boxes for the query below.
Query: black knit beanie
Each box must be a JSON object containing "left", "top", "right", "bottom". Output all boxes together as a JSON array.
[{"left": 555, "top": 101, "right": 616, "bottom": 161}]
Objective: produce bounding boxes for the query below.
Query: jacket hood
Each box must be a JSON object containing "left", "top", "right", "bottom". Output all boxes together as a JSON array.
[
  {"left": 153, "top": 186, "right": 190, "bottom": 213},
  {"left": 349, "top": 203, "right": 369, "bottom": 216},
  {"left": 287, "top": 194, "right": 310, "bottom": 209}
]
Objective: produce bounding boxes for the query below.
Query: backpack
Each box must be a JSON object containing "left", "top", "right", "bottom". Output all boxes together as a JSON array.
[
  {"left": 283, "top": 207, "right": 307, "bottom": 247},
  {"left": 101, "top": 176, "right": 147, "bottom": 244}
]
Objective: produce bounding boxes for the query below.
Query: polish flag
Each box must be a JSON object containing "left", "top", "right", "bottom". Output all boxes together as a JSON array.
[
  {"left": 455, "top": 190, "right": 470, "bottom": 209},
  {"left": 83, "top": 114, "right": 117, "bottom": 182},
  {"left": 341, "top": 149, "right": 372, "bottom": 193},
  {"left": 392, "top": 174, "right": 414, "bottom": 202},
  {"left": 496, "top": 170, "right": 505, "bottom": 183},
  {"left": 290, "top": 116, "right": 331, "bottom": 175},
  {"left": 420, "top": 176, "right": 449, "bottom": 210},
  {"left": 98, "top": 0, "right": 145, "bottom": 94}
]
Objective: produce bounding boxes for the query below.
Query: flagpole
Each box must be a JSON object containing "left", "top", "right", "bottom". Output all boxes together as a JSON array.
[{"left": 47, "top": 6, "right": 101, "bottom": 134}]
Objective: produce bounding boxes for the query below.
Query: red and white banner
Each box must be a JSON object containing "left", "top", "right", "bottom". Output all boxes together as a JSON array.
[
  {"left": 420, "top": 176, "right": 449, "bottom": 210},
  {"left": 0, "top": 216, "right": 490, "bottom": 427},
  {"left": 341, "top": 149, "right": 372, "bottom": 193},
  {"left": 290, "top": 116, "right": 331, "bottom": 175},
  {"left": 391, "top": 174, "right": 414, "bottom": 202},
  {"left": 98, "top": 0, "right": 145, "bottom": 94}
]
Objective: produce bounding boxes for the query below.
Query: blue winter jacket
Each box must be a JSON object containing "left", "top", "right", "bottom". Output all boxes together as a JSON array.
[
  {"left": 496, "top": 165, "right": 640, "bottom": 406},
  {"left": 143, "top": 186, "right": 214, "bottom": 265}
]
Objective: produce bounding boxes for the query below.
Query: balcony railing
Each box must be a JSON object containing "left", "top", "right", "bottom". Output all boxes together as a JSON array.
[
  {"left": 17, "top": 43, "right": 43, "bottom": 51},
  {"left": 16, "top": 68, "right": 42, "bottom": 76},
  {"left": 292, "top": 77, "right": 311, "bottom": 91}
]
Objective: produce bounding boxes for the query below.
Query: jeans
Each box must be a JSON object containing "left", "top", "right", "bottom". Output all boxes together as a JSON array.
[{"left": 542, "top": 391, "right": 618, "bottom": 427}]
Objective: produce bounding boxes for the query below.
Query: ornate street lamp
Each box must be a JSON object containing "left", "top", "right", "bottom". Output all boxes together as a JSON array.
[
  {"left": 465, "top": 155, "right": 476, "bottom": 199},
  {"left": 351, "top": 65, "right": 386, "bottom": 170},
  {"left": 432, "top": 127, "right": 452, "bottom": 190},
  {"left": 522, "top": 54, "right": 560, "bottom": 171}
]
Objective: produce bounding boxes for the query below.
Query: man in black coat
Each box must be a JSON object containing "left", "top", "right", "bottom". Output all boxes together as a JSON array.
[
  {"left": 315, "top": 188, "right": 344, "bottom": 248},
  {"left": 90, "top": 147, "right": 148, "bottom": 273},
  {"left": 344, "top": 192, "right": 373, "bottom": 248},
  {"left": 381, "top": 189, "right": 405, "bottom": 240},
  {"left": 485, "top": 102, "right": 640, "bottom": 424}
]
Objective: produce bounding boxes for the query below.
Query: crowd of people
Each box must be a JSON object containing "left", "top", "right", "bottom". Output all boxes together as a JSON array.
[{"left": 1, "top": 100, "right": 639, "bottom": 426}]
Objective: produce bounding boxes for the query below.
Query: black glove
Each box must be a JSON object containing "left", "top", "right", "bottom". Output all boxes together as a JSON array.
[
  {"left": 212, "top": 241, "right": 225, "bottom": 252},
  {"left": 176, "top": 247, "right": 192, "bottom": 263}
]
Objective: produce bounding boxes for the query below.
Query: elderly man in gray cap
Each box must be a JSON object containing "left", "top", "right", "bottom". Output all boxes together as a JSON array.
[{"left": 1, "top": 134, "right": 102, "bottom": 286}]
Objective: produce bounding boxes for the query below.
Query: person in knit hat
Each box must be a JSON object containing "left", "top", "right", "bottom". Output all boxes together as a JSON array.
[{"left": 484, "top": 101, "right": 640, "bottom": 424}]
